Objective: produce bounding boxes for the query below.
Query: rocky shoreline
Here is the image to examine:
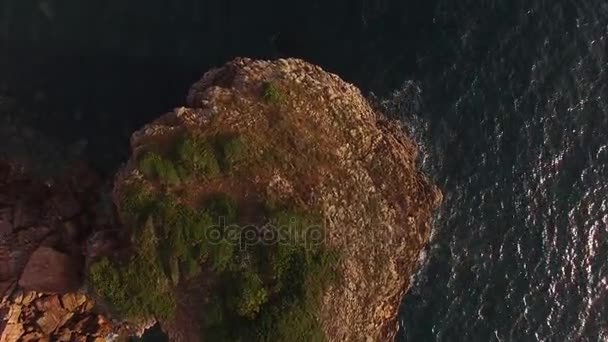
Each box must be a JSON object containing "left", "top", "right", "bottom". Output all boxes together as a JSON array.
[{"left": 0, "top": 161, "right": 119, "bottom": 341}]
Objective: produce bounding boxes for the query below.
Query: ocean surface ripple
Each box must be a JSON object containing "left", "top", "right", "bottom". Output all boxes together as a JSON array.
[{"left": 394, "top": 1, "right": 608, "bottom": 341}]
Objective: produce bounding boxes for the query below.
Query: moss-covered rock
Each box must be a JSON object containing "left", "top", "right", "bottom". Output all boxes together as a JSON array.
[{"left": 89, "top": 58, "right": 440, "bottom": 341}]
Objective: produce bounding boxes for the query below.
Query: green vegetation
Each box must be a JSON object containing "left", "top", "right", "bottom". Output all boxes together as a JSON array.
[
  {"left": 119, "top": 185, "right": 156, "bottom": 225},
  {"left": 87, "top": 218, "right": 175, "bottom": 320},
  {"left": 138, "top": 152, "right": 181, "bottom": 185},
  {"left": 229, "top": 271, "right": 268, "bottom": 319},
  {"left": 136, "top": 134, "right": 250, "bottom": 182},
  {"left": 199, "top": 207, "right": 338, "bottom": 341},
  {"left": 175, "top": 136, "right": 220, "bottom": 177},
  {"left": 88, "top": 192, "right": 238, "bottom": 320},
  {"left": 216, "top": 135, "right": 248, "bottom": 172},
  {"left": 88, "top": 131, "right": 338, "bottom": 340},
  {"left": 262, "top": 82, "right": 281, "bottom": 104}
]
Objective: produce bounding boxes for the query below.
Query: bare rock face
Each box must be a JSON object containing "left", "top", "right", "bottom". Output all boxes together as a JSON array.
[
  {"left": 18, "top": 247, "right": 80, "bottom": 293},
  {"left": 117, "top": 58, "right": 442, "bottom": 341},
  {"left": 0, "top": 162, "right": 117, "bottom": 342},
  {"left": 0, "top": 289, "right": 109, "bottom": 342},
  {"left": 0, "top": 161, "right": 100, "bottom": 293}
]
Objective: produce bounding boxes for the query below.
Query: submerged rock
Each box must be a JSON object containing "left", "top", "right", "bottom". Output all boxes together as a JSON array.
[{"left": 92, "top": 58, "right": 441, "bottom": 341}]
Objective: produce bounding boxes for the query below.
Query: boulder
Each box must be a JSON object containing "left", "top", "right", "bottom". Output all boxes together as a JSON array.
[{"left": 18, "top": 247, "right": 80, "bottom": 293}]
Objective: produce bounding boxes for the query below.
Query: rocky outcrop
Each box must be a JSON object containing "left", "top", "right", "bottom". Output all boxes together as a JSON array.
[
  {"left": 0, "top": 161, "right": 116, "bottom": 341},
  {"left": 1, "top": 58, "right": 441, "bottom": 342},
  {"left": 18, "top": 247, "right": 81, "bottom": 293},
  {"left": 112, "top": 58, "right": 441, "bottom": 341},
  {"left": 0, "top": 288, "right": 109, "bottom": 342}
]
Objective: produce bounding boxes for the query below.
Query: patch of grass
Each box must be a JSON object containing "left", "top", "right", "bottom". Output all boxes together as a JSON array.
[
  {"left": 204, "top": 194, "right": 238, "bottom": 222},
  {"left": 269, "top": 207, "right": 324, "bottom": 251},
  {"left": 198, "top": 206, "right": 337, "bottom": 341},
  {"left": 215, "top": 135, "right": 248, "bottom": 173},
  {"left": 119, "top": 184, "right": 156, "bottom": 225},
  {"left": 138, "top": 152, "right": 181, "bottom": 185},
  {"left": 87, "top": 219, "right": 176, "bottom": 320},
  {"left": 175, "top": 135, "right": 221, "bottom": 178},
  {"left": 95, "top": 148, "right": 338, "bottom": 341},
  {"left": 262, "top": 82, "right": 281, "bottom": 104},
  {"left": 228, "top": 271, "right": 269, "bottom": 319}
]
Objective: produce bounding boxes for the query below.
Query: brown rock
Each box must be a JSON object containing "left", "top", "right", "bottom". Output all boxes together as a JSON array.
[
  {"left": 60, "top": 293, "right": 87, "bottom": 312},
  {"left": 81, "top": 299, "right": 95, "bottom": 313},
  {"left": 118, "top": 58, "right": 441, "bottom": 341},
  {"left": 34, "top": 295, "right": 69, "bottom": 334},
  {"left": 0, "top": 162, "right": 112, "bottom": 341},
  {"left": 20, "top": 291, "right": 37, "bottom": 306},
  {"left": 0, "top": 321, "right": 24, "bottom": 342},
  {"left": 18, "top": 247, "right": 80, "bottom": 293},
  {"left": 34, "top": 295, "right": 61, "bottom": 312},
  {"left": 5, "top": 304, "right": 21, "bottom": 324},
  {"left": 72, "top": 335, "right": 87, "bottom": 342},
  {"left": 21, "top": 331, "right": 44, "bottom": 342},
  {"left": 72, "top": 316, "right": 96, "bottom": 333},
  {"left": 55, "top": 327, "right": 73, "bottom": 341},
  {"left": 1, "top": 304, "right": 25, "bottom": 342},
  {"left": 9, "top": 289, "right": 23, "bottom": 304}
]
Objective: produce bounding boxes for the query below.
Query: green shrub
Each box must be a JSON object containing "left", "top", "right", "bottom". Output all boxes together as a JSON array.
[
  {"left": 197, "top": 206, "right": 336, "bottom": 341},
  {"left": 210, "top": 239, "right": 234, "bottom": 272},
  {"left": 119, "top": 185, "right": 156, "bottom": 225},
  {"left": 263, "top": 304, "right": 327, "bottom": 342},
  {"left": 217, "top": 136, "right": 247, "bottom": 172},
  {"left": 204, "top": 194, "right": 238, "bottom": 223},
  {"left": 175, "top": 136, "right": 220, "bottom": 177},
  {"left": 269, "top": 208, "right": 323, "bottom": 250},
  {"left": 262, "top": 82, "right": 281, "bottom": 104},
  {"left": 94, "top": 177, "right": 336, "bottom": 341},
  {"left": 87, "top": 219, "right": 176, "bottom": 320},
  {"left": 230, "top": 271, "right": 269, "bottom": 319},
  {"left": 138, "top": 152, "right": 181, "bottom": 185}
]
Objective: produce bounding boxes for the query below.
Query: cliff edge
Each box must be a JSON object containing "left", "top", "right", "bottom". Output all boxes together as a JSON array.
[{"left": 0, "top": 58, "right": 441, "bottom": 342}]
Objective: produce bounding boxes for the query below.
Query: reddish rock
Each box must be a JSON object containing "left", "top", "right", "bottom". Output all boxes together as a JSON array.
[
  {"left": 60, "top": 293, "right": 87, "bottom": 312},
  {"left": 72, "top": 316, "right": 97, "bottom": 333},
  {"left": 21, "top": 331, "right": 44, "bottom": 342},
  {"left": 18, "top": 247, "right": 80, "bottom": 293},
  {"left": 0, "top": 161, "right": 112, "bottom": 341}
]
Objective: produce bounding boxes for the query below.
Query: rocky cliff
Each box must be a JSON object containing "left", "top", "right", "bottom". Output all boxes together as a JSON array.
[
  {"left": 0, "top": 58, "right": 440, "bottom": 341},
  {"left": 0, "top": 162, "right": 114, "bottom": 341}
]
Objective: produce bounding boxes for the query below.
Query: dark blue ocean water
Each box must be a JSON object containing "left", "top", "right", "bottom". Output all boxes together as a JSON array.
[
  {"left": 1, "top": 0, "right": 607, "bottom": 341},
  {"left": 394, "top": 1, "right": 608, "bottom": 341}
]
